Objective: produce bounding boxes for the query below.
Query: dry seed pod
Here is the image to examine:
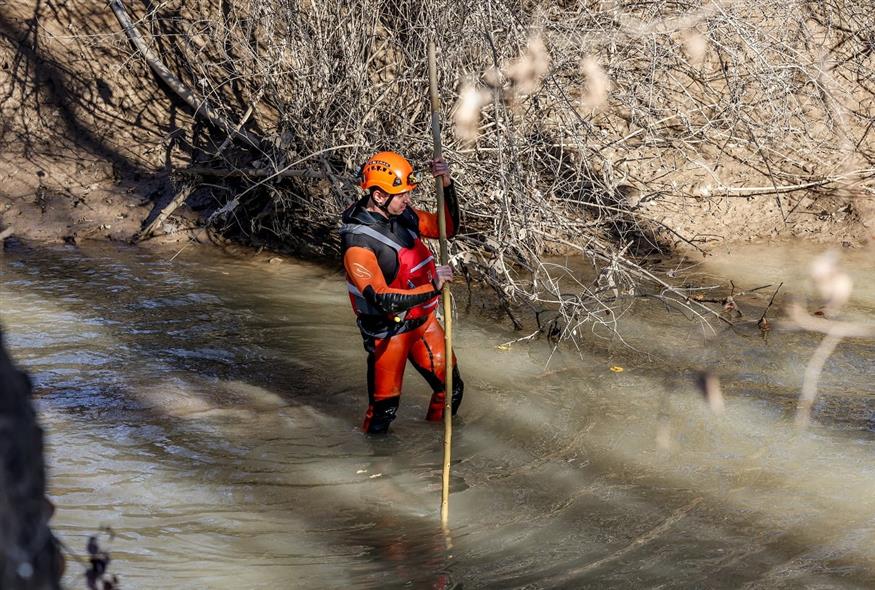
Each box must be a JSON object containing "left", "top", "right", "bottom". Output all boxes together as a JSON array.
[
  {"left": 453, "top": 84, "right": 491, "bottom": 144},
  {"left": 579, "top": 57, "right": 610, "bottom": 110},
  {"left": 811, "top": 250, "right": 852, "bottom": 312},
  {"left": 695, "top": 371, "right": 725, "bottom": 415},
  {"left": 504, "top": 34, "right": 550, "bottom": 96},
  {"left": 682, "top": 31, "right": 708, "bottom": 66}
]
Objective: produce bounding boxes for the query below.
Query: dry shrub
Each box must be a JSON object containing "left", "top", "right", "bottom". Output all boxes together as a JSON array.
[{"left": 106, "top": 0, "right": 874, "bottom": 340}]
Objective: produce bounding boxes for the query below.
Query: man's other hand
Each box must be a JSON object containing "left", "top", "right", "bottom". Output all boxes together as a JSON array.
[
  {"left": 430, "top": 157, "right": 452, "bottom": 188},
  {"left": 433, "top": 265, "right": 453, "bottom": 291}
]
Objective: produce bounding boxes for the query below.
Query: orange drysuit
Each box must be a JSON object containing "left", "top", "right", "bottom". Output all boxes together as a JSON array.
[{"left": 340, "top": 184, "right": 463, "bottom": 433}]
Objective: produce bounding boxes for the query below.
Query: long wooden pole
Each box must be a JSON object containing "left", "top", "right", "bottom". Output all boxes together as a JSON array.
[{"left": 428, "top": 40, "right": 454, "bottom": 527}]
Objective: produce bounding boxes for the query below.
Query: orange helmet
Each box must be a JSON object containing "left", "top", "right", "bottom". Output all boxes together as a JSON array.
[{"left": 359, "top": 151, "right": 418, "bottom": 195}]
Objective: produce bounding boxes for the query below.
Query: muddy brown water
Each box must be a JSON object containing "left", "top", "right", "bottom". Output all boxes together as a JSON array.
[{"left": 1, "top": 241, "right": 874, "bottom": 589}]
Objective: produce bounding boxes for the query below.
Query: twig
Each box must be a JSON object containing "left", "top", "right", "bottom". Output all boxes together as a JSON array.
[
  {"left": 787, "top": 303, "right": 875, "bottom": 428},
  {"left": 757, "top": 281, "right": 782, "bottom": 330},
  {"left": 134, "top": 182, "right": 196, "bottom": 242},
  {"left": 497, "top": 330, "right": 540, "bottom": 349},
  {"left": 215, "top": 104, "right": 255, "bottom": 156},
  {"left": 707, "top": 168, "right": 875, "bottom": 197},
  {"left": 108, "top": 0, "right": 261, "bottom": 146},
  {"left": 796, "top": 332, "right": 842, "bottom": 428},
  {"left": 179, "top": 166, "right": 325, "bottom": 180}
]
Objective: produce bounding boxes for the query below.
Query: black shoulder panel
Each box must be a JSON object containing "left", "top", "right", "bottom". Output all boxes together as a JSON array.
[{"left": 398, "top": 207, "right": 421, "bottom": 235}]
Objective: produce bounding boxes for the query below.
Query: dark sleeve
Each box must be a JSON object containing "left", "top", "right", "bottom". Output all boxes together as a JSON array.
[
  {"left": 344, "top": 246, "right": 439, "bottom": 314},
  {"left": 444, "top": 181, "right": 460, "bottom": 238},
  {"left": 363, "top": 285, "right": 437, "bottom": 314}
]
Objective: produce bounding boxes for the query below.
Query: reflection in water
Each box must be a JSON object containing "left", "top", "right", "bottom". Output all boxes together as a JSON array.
[{"left": 0, "top": 241, "right": 874, "bottom": 589}]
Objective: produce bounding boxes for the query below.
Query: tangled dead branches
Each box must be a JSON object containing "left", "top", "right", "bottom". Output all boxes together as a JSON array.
[{"left": 107, "top": 0, "right": 874, "bottom": 341}]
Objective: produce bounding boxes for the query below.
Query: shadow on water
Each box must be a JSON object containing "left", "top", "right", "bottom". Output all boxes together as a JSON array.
[{"left": 2, "top": 241, "right": 875, "bottom": 588}]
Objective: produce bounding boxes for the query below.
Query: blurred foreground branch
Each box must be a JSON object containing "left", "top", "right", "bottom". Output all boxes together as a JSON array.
[
  {"left": 787, "top": 249, "right": 874, "bottom": 427},
  {"left": 0, "top": 330, "right": 62, "bottom": 589}
]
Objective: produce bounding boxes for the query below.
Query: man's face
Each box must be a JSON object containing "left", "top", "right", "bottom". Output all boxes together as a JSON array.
[{"left": 377, "top": 190, "right": 412, "bottom": 216}]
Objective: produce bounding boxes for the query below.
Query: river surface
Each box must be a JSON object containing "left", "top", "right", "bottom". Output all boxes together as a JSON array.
[{"left": 1, "top": 240, "right": 874, "bottom": 589}]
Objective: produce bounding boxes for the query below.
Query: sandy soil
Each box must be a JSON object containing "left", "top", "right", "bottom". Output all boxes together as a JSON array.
[{"left": 0, "top": 0, "right": 203, "bottom": 247}]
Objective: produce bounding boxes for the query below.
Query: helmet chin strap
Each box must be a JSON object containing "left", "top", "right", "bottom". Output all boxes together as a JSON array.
[{"left": 374, "top": 191, "right": 398, "bottom": 216}]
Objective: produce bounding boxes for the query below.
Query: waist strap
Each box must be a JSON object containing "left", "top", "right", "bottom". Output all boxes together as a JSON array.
[{"left": 357, "top": 314, "right": 428, "bottom": 341}]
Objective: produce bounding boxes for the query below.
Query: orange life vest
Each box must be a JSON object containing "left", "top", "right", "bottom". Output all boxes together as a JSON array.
[{"left": 340, "top": 222, "right": 439, "bottom": 322}]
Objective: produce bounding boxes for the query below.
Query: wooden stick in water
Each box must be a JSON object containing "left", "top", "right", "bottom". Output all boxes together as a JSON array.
[{"left": 428, "top": 39, "right": 454, "bottom": 528}]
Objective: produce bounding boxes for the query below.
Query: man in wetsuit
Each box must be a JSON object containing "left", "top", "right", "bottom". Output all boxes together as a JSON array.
[{"left": 341, "top": 150, "right": 463, "bottom": 434}]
